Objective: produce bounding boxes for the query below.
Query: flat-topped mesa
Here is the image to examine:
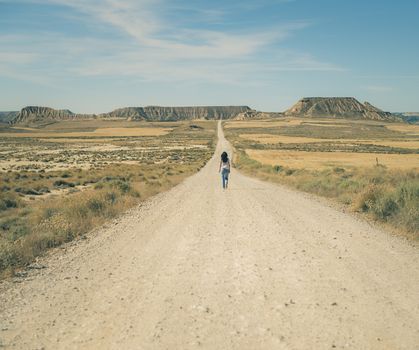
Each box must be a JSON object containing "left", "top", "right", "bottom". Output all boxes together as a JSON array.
[
  {"left": 11, "top": 106, "right": 93, "bottom": 124},
  {"left": 10, "top": 105, "right": 258, "bottom": 124},
  {"left": 103, "top": 107, "right": 146, "bottom": 120},
  {"left": 285, "top": 97, "right": 401, "bottom": 121},
  {"left": 105, "top": 106, "right": 255, "bottom": 121},
  {"left": 144, "top": 106, "right": 253, "bottom": 120}
]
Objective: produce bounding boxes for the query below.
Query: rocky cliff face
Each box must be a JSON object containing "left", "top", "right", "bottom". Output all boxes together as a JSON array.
[
  {"left": 0, "top": 111, "right": 18, "bottom": 123},
  {"left": 103, "top": 107, "right": 146, "bottom": 120},
  {"left": 11, "top": 106, "right": 92, "bottom": 124},
  {"left": 104, "top": 106, "right": 254, "bottom": 121},
  {"left": 285, "top": 97, "right": 400, "bottom": 121},
  {"left": 232, "top": 110, "right": 283, "bottom": 120},
  {"left": 11, "top": 105, "right": 257, "bottom": 124}
]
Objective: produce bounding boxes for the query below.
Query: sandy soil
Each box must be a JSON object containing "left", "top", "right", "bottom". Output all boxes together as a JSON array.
[{"left": 1, "top": 122, "right": 418, "bottom": 349}]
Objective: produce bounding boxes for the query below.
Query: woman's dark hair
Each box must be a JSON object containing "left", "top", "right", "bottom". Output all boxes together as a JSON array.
[{"left": 221, "top": 151, "right": 228, "bottom": 163}]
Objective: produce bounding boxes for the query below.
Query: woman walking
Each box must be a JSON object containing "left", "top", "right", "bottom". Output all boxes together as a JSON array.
[{"left": 219, "top": 151, "right": 231, "bottom": 190}]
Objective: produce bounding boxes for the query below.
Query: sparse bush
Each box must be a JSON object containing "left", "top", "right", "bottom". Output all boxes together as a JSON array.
[
  {"left": 36, "top": 186, "right": 50, "bottom": 194},
  {"left": 0, "top": 243, "right": 19, "bottom": 270},
  {"left": 0, "top": 196, "right": 20, "bottom": 211},
  {"left": 0, "top": 120, "right": 217, "bottom": 275},
  {"left": 273, "top": 165, "right": 283, "bottom": 173},
  {"left": 53, "top": 180, "right": 75, "bottom": 188},
  {"left": 87, "top": 198, "right": 105, "bottom": 213},
  {"left": 372, "top": 193, "right": 398, "bottom": 219},
  {"left": 0, "top": 216, "right": 30, "bottom": 241},
  {"left": 231, "top": 141, "right": 418, "bottom": 238},
  {"left": 94, "top": 182, "right": 104, "bottom": 189},
  {"left": 105, "top": 191, "right": 118, "bottom": 204},
  {"left": 115, "top": 180, "right": 131, "bottom": 193}
]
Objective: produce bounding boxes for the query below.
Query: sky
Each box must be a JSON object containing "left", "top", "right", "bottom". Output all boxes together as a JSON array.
[{"left": 0, "top": 0, "right": 418, "bottom": 113}]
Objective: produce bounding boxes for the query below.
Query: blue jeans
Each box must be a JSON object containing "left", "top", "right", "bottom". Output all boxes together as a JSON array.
[{"left": 221, "top": 168, "right": 230, "bottom": 189}]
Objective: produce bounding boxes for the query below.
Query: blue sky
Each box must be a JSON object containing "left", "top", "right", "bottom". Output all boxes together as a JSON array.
[{"left": 0, "top": 0, "right": 418, "bottom": 113}]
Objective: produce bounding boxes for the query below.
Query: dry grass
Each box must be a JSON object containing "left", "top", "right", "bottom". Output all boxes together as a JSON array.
[
  {"left": 246, "top": 149, "right": 419, "bottom": 170},
  {"left": 233, "top": 150, "right": 418, "bottom": 239},
  {"left": 40, "top": 138, "right": 124, "bottom": 143},
  {"left": 239, "top": 133, "right": 419, "bottom": 149},
  {"left": 225, "top": 118, "right": 419, "bottom": 239},
  {"left": 0, "top": 120, "right": 216, "bottom": 172},
  {"left": 386, "top": 124, "right": 419, "bottom": 135},
  {"left": 224, "top": 119, "right": 301, "bottom": 129},
  {"left": 10, "top": 126, "right": 38, "bottom": 131},
  {"left": 0, "top": 120, "right": 217, "bottom": 276},
  {"left": 0, "top": 127, "right": 171, "bottom": 138},
  {"left": 301, "top": 122, "right": 347, "bottom": 128},
  {"left": 239, "top": 134, "right": 330, "bottom": 144}
]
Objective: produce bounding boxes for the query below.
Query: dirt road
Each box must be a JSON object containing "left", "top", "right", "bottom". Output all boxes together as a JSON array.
[{"left": 1, "top": 122, "right": 418, "bottom": 349}]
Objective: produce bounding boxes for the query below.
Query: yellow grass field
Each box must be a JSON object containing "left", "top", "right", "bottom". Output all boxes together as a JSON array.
[
  {"left": 246, "top": 149, "right": 419, "bottom": 170},
  {"left": 0, "top": 127, "right": 171, "bottom": 138},
  {"left": 239, "top": 134, "right": 419, "bottom": 149},
  {"left": 224, "top": 118, "right": 391, "bottom": 129},
  {"left": 39, "top": 138, "right": 124, "bottom": 143},
  {"left": 301, "top": 122, "right": 347, "bottom": 128},
  {"left": 224, "top": 119, "right": 302, "bottom": 129},
  {"left": 385, "top": 124, "right": 419, "bottom": 136}
]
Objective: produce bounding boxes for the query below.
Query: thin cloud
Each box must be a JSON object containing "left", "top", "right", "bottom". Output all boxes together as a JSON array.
[{"left": 0, "top": 0, "right": 343, "bottom": 85}]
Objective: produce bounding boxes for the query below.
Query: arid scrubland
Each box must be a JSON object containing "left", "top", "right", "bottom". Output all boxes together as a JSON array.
[
  {"left": 0, "top": 120, "right": 216, "bottom": 275},
  {"left": 224, "top": 118, "right": 419, "bottom": 238}
]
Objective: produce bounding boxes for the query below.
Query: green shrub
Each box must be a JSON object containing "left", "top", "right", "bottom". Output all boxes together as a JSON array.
[
  {"left": 94, "top": 182, "right": 104, "bottom": 189},
  {"left": 371, "top": 194, "right": 399, "bottom": 219},
  {"left": 53, "top": 180, "right": 75, "bottom": 188},
  {"left": 273, "top": 165, "right": 283, "bottom": 173},
  {"left": 87, "top": 198, "right": 105, "bottom": 213},
  {"left": 0, "top": 244, "right": 19, "bottom": 270},
  {"left": 0, "top": 197, "right": 19, "bottom": 211},
  {"left": 116, "top": 180, "right": 131, "bottom": 193},
  {"left": 105, "top": 191, "right": 118, "bottom": 204},
  {"left": 0, "top": 217, "right": 30, "bottom": 241}
]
